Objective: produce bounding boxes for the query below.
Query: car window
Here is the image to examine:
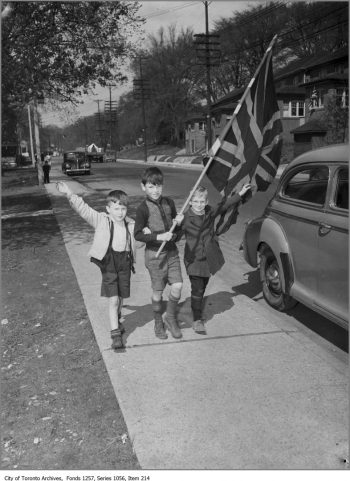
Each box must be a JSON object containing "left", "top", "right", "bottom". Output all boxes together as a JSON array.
[
  {"left": 282, "top": 166, "right": 329, "bottom": 205},
  {"left": 334, "top": 167, "right": 348, "bottom": 210}
]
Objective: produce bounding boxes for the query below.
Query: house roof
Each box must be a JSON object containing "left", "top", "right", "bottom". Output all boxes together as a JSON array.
[
  {"left": 211, "top": 48, "right": 347, "bottom": 113},
  {"left": 185, "top": 112, "right": 206, "bottom": 122},
  {"left": 275, "top": 47, "right": 348, "bottom": 80},
  {"left": 290, "top": 119, "right": 327, "bottom": 134},
  {"left": 301, "top": 73, "right": 348, "bottom": 87}
]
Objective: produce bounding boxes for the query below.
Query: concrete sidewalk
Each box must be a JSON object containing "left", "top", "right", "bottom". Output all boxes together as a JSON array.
[{"left": 46, "top": 171, "right": 348, "bottom": 469}]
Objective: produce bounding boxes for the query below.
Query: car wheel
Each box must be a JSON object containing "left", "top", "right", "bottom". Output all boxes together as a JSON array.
[{"left": 260, "top": 246, "right": 297, "bottom": 311}]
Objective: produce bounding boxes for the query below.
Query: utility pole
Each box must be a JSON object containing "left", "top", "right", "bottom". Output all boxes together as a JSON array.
[
  {"left": 33, "top": 99, "right": 43, "bottom": 184},
  {"left": 194, "top": 1, "right": 221, "bottom": 152},
  {"left": 105, "top": 85, "right": 117, "bottom": 152},
  {"left": 27, "top": 104, "right": 35, "bottom": 166},
  {"left": 94, "top": 99, "right": 104, "bottom": 148},
  {"left": 133, "top": 57, "right": 150, "bottom": 162}
]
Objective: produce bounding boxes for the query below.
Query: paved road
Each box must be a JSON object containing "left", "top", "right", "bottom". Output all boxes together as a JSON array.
[{"left": 47, "top": 157, "right": 348, "bottom": 469}]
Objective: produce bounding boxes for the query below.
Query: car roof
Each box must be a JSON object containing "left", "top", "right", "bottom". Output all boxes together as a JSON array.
[{"left": 288, "top": 144, "right": 349, "bottom": 168}]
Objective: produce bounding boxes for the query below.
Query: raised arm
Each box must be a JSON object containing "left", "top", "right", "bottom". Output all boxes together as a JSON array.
[{"left": 56, "top": 181, "right": 101, "bottom": 228}]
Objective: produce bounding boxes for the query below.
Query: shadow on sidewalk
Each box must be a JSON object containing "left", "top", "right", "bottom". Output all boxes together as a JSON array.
[{"left": 119, "top": 290, "right": 236, "bottom": 343}]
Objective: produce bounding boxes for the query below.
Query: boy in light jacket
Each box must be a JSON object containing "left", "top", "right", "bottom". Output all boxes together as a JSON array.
[{"left": 56, "top": 181, "right": 136, "bottom": 350}]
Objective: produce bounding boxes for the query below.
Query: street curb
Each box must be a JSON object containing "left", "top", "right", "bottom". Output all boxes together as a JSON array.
[{"left": 117, "top": 157, "right": 287, "bottom": 177}]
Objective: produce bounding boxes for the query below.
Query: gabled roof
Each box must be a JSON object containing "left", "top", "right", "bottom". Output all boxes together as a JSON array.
[
  {"left": 211, "top": 48, "right": 347, "bottom": 113},
  {"left": 275, "top": 47, "right": 348, "bottom": 80}
]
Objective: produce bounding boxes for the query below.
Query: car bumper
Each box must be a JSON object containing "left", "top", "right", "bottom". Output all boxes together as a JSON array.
[{"left": 64, "top": 168, "right": 90, "bottom": 173}]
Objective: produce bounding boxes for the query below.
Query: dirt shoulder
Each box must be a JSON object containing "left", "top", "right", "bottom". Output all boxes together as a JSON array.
[{"left": 1, "top": 169, "right": 140, "bottom": 469}]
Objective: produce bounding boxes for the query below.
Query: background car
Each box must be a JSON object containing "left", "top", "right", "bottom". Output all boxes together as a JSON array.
[
  {"left": 87, "top": 152, "right": 104, "bottom": 163},
  {"left": 1, "top": 142, "right": 18, "bottom": 170},
  {"left": 62, "top": 150, "right": 91, "bottom": 175},
  {"left": 242, "top": 144, "right": 348, "bottom": 330}
]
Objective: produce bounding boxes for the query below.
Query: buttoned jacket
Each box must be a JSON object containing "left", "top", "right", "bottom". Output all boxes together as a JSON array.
[{"left": 68, "top": 194, "right": 136, "bottom": 262}]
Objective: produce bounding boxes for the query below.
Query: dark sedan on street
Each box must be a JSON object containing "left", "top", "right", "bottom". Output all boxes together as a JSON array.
[{"left": 62, "top": 150, "right": 91, "bottom": 175}]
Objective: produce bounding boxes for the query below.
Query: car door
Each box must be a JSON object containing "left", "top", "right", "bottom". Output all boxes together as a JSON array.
[
  {"left": 316, "top": 165, "right": 348, "bottom": 327},
  {"left": 273, "top": 164, "right": 329, "bottom": 306}
]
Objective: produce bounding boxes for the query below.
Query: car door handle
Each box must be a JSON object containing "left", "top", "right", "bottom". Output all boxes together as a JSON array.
[{"left": 318, "top": 222, "right": 332, "bottom": 235}]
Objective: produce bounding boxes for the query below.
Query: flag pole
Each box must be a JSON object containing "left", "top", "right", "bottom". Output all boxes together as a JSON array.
[{"left": 155, "top": 35, "right": 278, "bottom": 258}]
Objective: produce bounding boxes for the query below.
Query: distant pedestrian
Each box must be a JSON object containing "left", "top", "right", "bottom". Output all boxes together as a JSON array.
[
  {"left": 55, "top": 181, "right": 136, "bottom": 351},
  {"left": 42, "top": 154, "right": 51, "bottom": 183},
  {"left": 176, "top": 183, "right": 251, "bottom": 334},
  {"left": 134, "top": 166, "right": 183, "bottom": 340}
]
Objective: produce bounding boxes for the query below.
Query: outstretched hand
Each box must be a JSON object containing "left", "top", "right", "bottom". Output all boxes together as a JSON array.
[{"left": 56, "top": 181, "right": 73, "bottom": 197}]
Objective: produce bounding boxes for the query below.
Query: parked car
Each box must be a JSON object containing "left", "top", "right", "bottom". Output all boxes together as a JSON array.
[
  {"left": 1, "top": 142, "right": 18, "bottom": 170},
  {"left": 62, "top": 150, "right": 91, "bottom": 175},
  {"left": 242, "top": 144, "right": 348, "bottom": 330},
  {"left": 87, "top": 152, "right": 104, "bottom": 163},
  {"left": 104, "top": 150, "right": 117, "bottom": 162}
]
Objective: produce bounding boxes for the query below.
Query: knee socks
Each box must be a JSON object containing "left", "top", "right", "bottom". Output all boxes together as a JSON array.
[
  {"left": 152, "top": 299, "right": 163, "bottom": 322},
  {"left": 166, "top": 293, "right": 180, "bottom": 321},
  {"left": 191, "top": 295, "right": 203, "bottom": 321}
]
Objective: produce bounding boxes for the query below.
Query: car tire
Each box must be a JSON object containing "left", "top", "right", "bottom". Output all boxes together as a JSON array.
[{"left": 260, "top": 246, "right": 297, "bottom": 312}]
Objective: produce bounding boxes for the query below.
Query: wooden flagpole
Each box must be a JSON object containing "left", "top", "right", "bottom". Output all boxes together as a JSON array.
[{"left": 155, "top": 35, "right": 278, "bottom": 258}]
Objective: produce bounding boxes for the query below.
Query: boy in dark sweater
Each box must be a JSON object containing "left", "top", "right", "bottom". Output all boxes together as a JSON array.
[{"left": 134, "top": 167, "right": 183, "bottom": 340}]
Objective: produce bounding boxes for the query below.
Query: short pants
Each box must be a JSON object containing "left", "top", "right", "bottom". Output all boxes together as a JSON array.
[
  {"left": 145, "top": 248, "right": 183, "bottom": 291},
  {"left": 100, "top": 250, "right": 131, "bottom": 298}
]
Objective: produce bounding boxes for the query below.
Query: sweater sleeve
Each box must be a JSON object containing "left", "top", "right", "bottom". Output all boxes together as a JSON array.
[
  {"left": 68, "top": 194, "right": 101, "bottom": 228},
  {"left": 134, "top": 202, "right": 159, "bottom": 243},
  {"left": 167, "top": 197, "right": 182, "bottom": 236},
  {"left": 211, "top": 193, "right": 242, "bottom": 218}
]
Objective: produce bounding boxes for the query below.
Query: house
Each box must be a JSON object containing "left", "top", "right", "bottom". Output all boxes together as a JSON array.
[
  {"left": 184, "top": 112, "right": 207, "bottom": 154},
  {"left": 291, "top": 49, "right": 348, "bottom": 155},
  {"left": 187, "top": 47, "right": 348, "bottom": 160}
]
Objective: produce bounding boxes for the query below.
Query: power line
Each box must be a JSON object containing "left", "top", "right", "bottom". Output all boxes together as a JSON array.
[{"left": 143, "top": 2, "right": 198, "bottom": 19}]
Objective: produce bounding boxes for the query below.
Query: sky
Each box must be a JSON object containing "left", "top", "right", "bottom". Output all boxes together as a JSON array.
[{"left": 40, "top": 0, "right": 249, "bottom": 127}]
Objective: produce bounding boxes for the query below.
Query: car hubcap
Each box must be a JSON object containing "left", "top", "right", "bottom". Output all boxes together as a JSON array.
[{"left": 266, "top": 261, "right": 282, "bottom": 295}]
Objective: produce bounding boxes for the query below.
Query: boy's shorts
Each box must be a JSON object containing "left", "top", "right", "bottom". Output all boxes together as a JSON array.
[
  {"left": 145, "top": 248, "right": 182, "bottom": 291},
  {"left": 100, "top": 251, "right": 131, "bottom": 298}
]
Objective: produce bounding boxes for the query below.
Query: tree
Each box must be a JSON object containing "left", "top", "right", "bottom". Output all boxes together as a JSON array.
[
  {"left": 131, "top": 25, "right": 203, "bottom": 146},
  {"left": 2, "top": 1, "right": 143, "bottom": 123},
  {"left": 209, "top": 1, "right": 348, "bottom": 100},
  {"left": 280, "top": 1, "right": 348, "bottom": 58},
  {"left": 322, "top": 91, "right": 349, "bottom": 144}
]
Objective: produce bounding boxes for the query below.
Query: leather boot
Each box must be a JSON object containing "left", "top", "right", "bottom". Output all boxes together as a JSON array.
[
  {"left": 165, "top": 295, "right": 182, "bottom": 339},
  {"left": 154, "top": 319, "right": 168, "bottom": 339},
  {"left": 111, "top": 328, "right": 123, "bottom": 350}
]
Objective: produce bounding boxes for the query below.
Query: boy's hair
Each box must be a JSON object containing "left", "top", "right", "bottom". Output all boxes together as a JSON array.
[
  {"left": 191, "top": 185, "right": 208, "bottom": 200},
  {"left": 141, "top": 167, "right": 163, "bottom": 186},
  {"left": 106, "top": 190, "right": 128, "bottom": 206}
]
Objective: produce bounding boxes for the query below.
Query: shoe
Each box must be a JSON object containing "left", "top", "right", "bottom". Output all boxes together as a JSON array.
[
  {"left": 154, "top": 319, "right": 168, "bottom": 340},
  {"left": 111, "top": 329, "right": 123, "bottom": 350},
  {"left": 193, "top": 320, "right": 207, "bottom": 334},
  {"left": 164, "top": 315, "right": 182, "bottom": 339}
]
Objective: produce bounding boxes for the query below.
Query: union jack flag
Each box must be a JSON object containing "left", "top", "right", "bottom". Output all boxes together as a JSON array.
[
  {"left": 204, "top": 41, "right": 282, "bottom": 236},
  {"left": 309, "top": 87, "right": 319, "bottom": 109}
]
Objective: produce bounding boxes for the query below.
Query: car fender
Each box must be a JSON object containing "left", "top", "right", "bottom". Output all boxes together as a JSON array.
[
  {"left": 242, "top": 217, "right": 264, "bottom": 267},
  {"left": 258, "top": 217, "right": 295, "bottom": 294}
]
